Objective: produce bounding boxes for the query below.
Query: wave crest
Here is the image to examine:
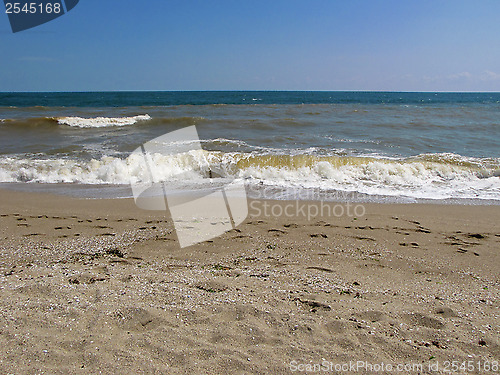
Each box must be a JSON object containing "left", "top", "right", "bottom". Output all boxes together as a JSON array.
[
  {"left": 55, "top": 114, "right": 151, "bottom": 128},
  {"left": 0, "top": 152, "right": 499, "bottom": 200}
]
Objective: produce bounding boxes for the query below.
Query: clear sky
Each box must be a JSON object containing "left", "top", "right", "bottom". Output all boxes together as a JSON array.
[{"left": 1, "top": 0, "right": 499, "bottom": 92}]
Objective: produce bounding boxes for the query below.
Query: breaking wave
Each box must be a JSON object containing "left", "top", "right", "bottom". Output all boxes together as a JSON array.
[
  {"left": 55, "top": 114, "right": 152, "bottom": 128},
  {"left": 0, "top": 151, "right": 499, "bottom": 201}
]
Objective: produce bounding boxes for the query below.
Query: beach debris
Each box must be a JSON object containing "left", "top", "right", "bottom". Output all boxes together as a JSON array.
[
  {"left": 106, "top": 248, "right": 125, "bottom": 258},
  {"left": 68, "top": 273, "right": 106, "bottom": 284},
  {"left": 249, "top": 273, "right": 270, "bottom": 278},
  {"left": 431, "top": 340, "right": 447, "bottom": 349},
  {"left": 194, "top": 281, "right": 228, "bottom": 293},
  {"left": 211, "top": 263, "right": 232, "bottom": 270},
  {"left": 294, "top": 298, "right": 331, "bottom": 312}
]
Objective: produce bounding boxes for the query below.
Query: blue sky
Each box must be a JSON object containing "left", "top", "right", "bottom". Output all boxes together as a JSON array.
[{"left": 1, "top": 0, "right": 499, "bottom": 92}]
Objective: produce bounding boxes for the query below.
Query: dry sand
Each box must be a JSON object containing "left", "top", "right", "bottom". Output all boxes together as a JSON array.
[{"left": 0, "top": 189, "right": 499, "bottom": 374}]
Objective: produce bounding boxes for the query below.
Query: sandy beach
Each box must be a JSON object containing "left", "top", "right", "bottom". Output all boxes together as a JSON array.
[
  {"left": 3, "top": 0, "right": 500, "bottom": 373},
  {"left": 0, "top": 188, "right": 498, "bottom": 374}
]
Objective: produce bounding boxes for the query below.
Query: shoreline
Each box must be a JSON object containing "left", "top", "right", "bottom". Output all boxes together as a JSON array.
[
  {"left": 2, "top": 182, "right": 500, "bottom": 206},
  {"left": 1, "top": 189, "right": 499, "bottom": 373}
]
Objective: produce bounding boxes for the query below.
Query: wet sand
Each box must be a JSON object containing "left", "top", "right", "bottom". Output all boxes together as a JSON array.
[{"left": 0, "top": 189, "right": 499, "bottom": 374}]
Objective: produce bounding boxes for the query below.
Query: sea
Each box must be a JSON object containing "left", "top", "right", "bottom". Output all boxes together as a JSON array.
[{"left": 0, "top": 91, "right": 499, "bottom": 204}]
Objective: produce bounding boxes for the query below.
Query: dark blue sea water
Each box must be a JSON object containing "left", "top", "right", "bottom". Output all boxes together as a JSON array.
[
  {"left": 0, "top": 91, "right": 499, "bottom": 202},
  {"left": 1, "top": 91, "right": 500, "bottom": 107}
]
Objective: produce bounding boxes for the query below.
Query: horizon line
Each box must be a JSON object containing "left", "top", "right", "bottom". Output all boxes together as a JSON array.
[{"left": 2, "top": 90, "right": 500, "bottom": 94}]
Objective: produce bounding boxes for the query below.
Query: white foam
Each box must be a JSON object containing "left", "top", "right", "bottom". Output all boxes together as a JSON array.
[
  {"left": 0, "top": 152, "right": 499, "bottom": 201},
  {"left": 56, "top": 114, "right": 151, "bottom": 128},
  {"left": 0, "top": 151, "right": 212, "bottom": 185}
]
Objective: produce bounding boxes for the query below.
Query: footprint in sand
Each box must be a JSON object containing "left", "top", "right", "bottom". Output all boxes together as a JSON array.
[
  {"left": 312, "top": 220, "right": 331, "bottom": 227},
  {"left": 353, "top": 235, "right": 376, "bottom": 241},
  {"left": 434, "top": 307, "right": 458, "bottom": 318},
  {"left": 306, "top": 266, "right": 334, "bottom": 273},
  {"left": 68, "top": 272, "right": 107, "bottom": 285},
  {"left": 325, "top": 320, "right": 347, "bottom": 334},
  {"left": 467, "top": 233, "right": 487, "bottom": 239},
  {"left": 416, "top": 227, "right": 432, "bottom": 233},
  {"left": 402, "top": 312, "right": 445, "bottom": 329},
  {"left": 268, "top": 229, "right": 286, "bottom": 236},
  {"left": 246, "top": 220, "right": 265, "bottom": 225},
  {"left": 310, "top": 233, "right": 328, "bottom": 238},
  {"left": 356, "top": 310, "right": 386, "bottom": 323},
  {"left": 110, "top": 307, "right": 162, "bottom": 332},
  {"left": 232, "top": 235, "right": 250, "bottom": 239},
  {"left": 295, "top": 298, "right": 331, "bottom": 312},
  {"left": 194, "top": 281, "right": 228, "bottom": 293}
]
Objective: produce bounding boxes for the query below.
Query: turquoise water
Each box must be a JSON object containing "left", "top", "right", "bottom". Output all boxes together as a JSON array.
[{"left": 0, "top": 91, "right": 499, "bottom": 202}]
